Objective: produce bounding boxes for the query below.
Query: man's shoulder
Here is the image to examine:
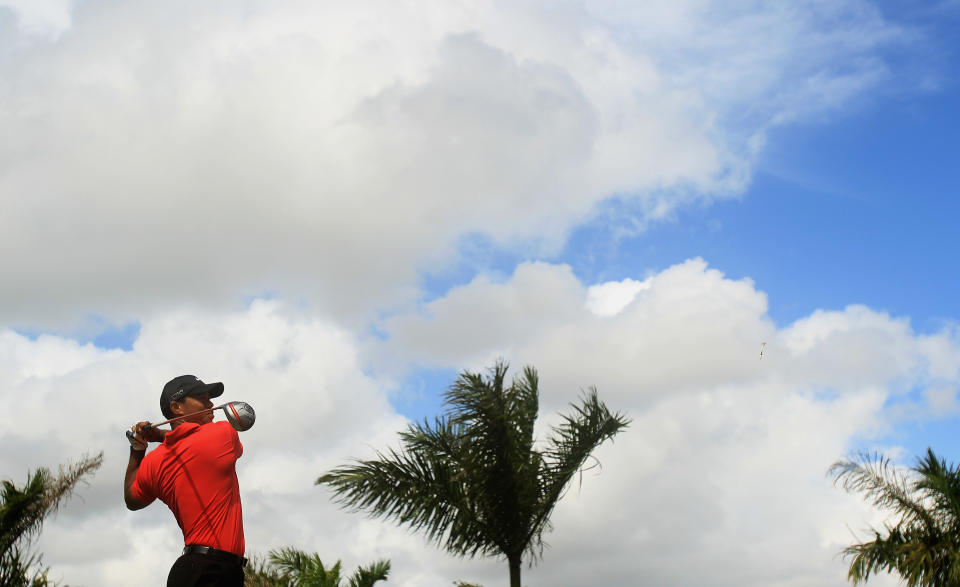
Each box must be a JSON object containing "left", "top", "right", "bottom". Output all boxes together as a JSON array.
[
  {"left": 146, "top": 440, "right": 173, "bottom": 460},
  {"left": 203, "top": 420, "right": 240, "bottom": 441},
  {"left": 209, "top": 420, "right": 236, "bottom": 433},
  {"left": 137, "top": 444, "right": 166, "bottom": 476}
]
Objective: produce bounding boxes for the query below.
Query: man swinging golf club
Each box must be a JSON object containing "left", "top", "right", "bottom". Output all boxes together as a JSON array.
[{"left": 124, "top": 375, "right": 248, "bottom": 586}]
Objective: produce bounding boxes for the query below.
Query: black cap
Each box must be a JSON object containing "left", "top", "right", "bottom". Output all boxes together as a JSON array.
[{"left": 160, "top": 375, "right": 224, "bottom": 418}]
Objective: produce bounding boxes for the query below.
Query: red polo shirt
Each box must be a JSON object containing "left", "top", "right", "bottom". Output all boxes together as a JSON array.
[{"left": 131, "top": 421, "right": 245, "bottom": 556}]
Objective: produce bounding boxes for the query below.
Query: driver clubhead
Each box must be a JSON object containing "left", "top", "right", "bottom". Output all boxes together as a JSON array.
[{"left": 224, "top": 401, "right": 256, "bottom": 431}]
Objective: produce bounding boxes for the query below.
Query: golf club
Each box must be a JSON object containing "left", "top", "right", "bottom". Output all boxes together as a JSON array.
[{"left": 126, "top": 401, "right": 256, "bottom": 442}]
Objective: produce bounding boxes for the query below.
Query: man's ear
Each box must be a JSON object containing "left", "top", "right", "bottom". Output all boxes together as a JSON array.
[{"left": 170, "top": 400, "right": 185, "bottom": 416}]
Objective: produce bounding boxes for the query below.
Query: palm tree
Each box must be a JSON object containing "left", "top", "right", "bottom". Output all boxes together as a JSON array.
[
  {"left": 0, "top": 453, "right": 103, "bottom": 586},
  {"left": 829, "top": 448, "right": 960, "bottom": 586},
  {"left": 317, "top": 361, "right": 630, "bottom": 587},
  {"left": 243, "top": 547, "right": 389, "bottom": 587}
]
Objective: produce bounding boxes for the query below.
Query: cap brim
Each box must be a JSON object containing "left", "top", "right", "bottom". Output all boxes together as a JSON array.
[
  {"left": 205, "top": 382, "right": 224, "bottom": 398},
  {"left": 186, "top": 381, "right": 224, "bottom": 399}
]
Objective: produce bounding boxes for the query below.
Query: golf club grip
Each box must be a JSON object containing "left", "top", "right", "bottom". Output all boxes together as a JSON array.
[
  {"left": 124, "top": 420, "right": 165, "bottom": 442},
  {"left": 126, "top": 425, "right": 156, "bottom": 442},
  {"left": 126, "top": 403, "right": 225, "bottom": 439}
]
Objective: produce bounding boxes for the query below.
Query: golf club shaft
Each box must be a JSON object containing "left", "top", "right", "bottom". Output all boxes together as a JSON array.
[{"left": 144, "top": 403, "right": 227, "bottom": 429}]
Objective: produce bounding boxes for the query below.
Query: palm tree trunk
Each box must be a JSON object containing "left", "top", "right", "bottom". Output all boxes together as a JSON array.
[{"left": 508, "top": 554, "right": 521, "bottom": 587}]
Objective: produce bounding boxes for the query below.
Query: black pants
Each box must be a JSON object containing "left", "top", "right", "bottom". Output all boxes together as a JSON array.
[{"left": 167, "top": 553, "right": 244, "bottom": 587}]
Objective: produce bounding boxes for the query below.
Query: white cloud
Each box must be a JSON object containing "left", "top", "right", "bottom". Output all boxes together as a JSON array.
[
  {"left": 0, "top": 300, "right": 413, "bottom": 586},
  {"left": 0, "top": 0, "right": 909, "bottom": 328},
  {"left": 381, "top": 258, "right": 778, "bottom": 400},
  {"left": 0, "top": 2, "right": 949, "bottom": 585},
  {"left": 585, "top": 276, "right": 650, "bottom": 317},
  {"left": 2, "top": 263, "right": 955, "bottom": 585},
  {"left": 374, "top": 258, "right": 960, "bottom": 586},
  {"left": 0, "top": 0, "right": 73, "bottom": 36}
]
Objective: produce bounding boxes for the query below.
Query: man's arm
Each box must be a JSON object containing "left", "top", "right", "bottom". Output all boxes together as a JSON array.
[
  {"left": 123, "top": 421, "right": 165, "bottom": 511},
  {"left": 124, "top": 447, "right": 150, "bottom": 510}
]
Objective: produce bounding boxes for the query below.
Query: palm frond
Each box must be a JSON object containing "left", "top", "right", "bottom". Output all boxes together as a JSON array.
[
  {"left": 525, "top": 388, "right": 629, "bottom": 558},
  {"left": 913, "top": 448, "right": 960, "bottom": 532},
  {"left": 831, "top": 448, "right": 960, "bottom": 586},
  {"left": 348, "top": 559, "right": 390, "bottom": 587},
  {"left": 443, "top": 362, "right": 544, "bottom": 557},
  {"left": 317, "top": 441, "right": 497, "bottom": 558},
  {"left": 0, "top": 453, "right": 102, "bottom": 587},
  {"left": 829, "top": 452, "right": 937, "bottom": 532},
  {"left": 268, "top": 546, "right": 316, "bottom": 578},
  {"left": 0, "top": 544, "right": 52, "bottom": 586},
  {"left": 0, "top": 470, "right": 50, "bottom": 556},
  {"left": 1, "top": 452, "right": 103, "bottom": 559},
  {"left": 248, "top": 549, "right": 391, "bottom": 587},
  {"left": 842, "top": 525, "right": 906, "bottom": 585},
  {"left": 318, "top": 361, "right": 629, "bottom": 587},
  {"left": 244, "top": 553, "right": 292, "bottom": 586}
]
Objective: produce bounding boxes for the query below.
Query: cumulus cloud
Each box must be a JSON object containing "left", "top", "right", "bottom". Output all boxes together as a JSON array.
[
  {"left": 374, "top": 258, "right": 960, "bottom": 586},
  {"left": 380, "top": 259, "right": 777, "bottom": 401},
  {"left": 0, "top": 300, "right": 410, "bottom": 586},
  {"left": 586, "top": 276, "right": 650, "bottom": 317},
  {"left": 0, "top": 0, "right": 909, "bottom": 328},
  {"left": 1, "top": 262, "right": 956, "bottom": 585},
  {"left": 0, "top": 2, "right": 949, "bottom": 585},
  {"left": 0, "top": 0, "right": 74, "bottom": 36}
]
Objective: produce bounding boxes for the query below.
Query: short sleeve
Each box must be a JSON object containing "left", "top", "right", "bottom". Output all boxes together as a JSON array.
[
  {"left": 213, "top": 420, "right": 243, "bottom": 458},
  {"left": 129, "top": 456, "right": 158, "bottom": 505},
  {"left": 231, "top": 425, "right": 243, "bottom": 459}
]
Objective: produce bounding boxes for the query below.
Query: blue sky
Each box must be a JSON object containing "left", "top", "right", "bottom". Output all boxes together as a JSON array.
[
  {"left": 576, "top": 86, "right": 960, "bottom": 333},
  {"left": 1, "top": 2, "right": 958, "bottom": 586},
  {"left": 397, "top": 52, "right": 960, "bottom": 458}
]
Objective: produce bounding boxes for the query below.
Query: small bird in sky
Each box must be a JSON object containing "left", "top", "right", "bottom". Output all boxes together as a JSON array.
[{"left": 760, "top": 341, "right": 767, "bottom": 359}]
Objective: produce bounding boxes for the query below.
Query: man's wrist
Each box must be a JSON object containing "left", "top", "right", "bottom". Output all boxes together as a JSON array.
[{"left": 126, "top": 429, "right": 148, "bottom": 452}]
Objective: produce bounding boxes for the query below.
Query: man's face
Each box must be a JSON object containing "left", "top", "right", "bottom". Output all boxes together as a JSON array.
[{"left": 170, "top": 392, "right": 214, "bottom": 425}]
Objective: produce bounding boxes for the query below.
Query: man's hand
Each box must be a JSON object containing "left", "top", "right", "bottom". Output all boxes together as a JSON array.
[
  {"left": 127, "top": 424, "right": 147, "bottom": 451},
  {"left": 127, "top": 421, "right": 166, "bottom": 451}
]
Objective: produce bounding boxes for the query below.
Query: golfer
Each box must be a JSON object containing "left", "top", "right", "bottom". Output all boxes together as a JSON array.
[{"left": 124, "top": 375, "right": 247, "bottom": 586}]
